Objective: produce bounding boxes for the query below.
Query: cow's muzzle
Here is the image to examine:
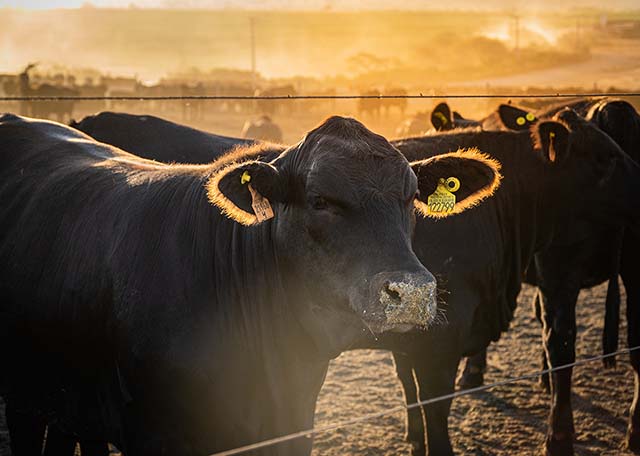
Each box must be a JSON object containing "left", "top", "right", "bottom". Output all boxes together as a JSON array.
[{"left": 372, "top": 270, "right": 438, "bottom": 331}]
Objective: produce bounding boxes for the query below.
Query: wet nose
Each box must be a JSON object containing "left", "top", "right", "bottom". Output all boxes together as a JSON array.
[{"left": 375, "top": 270, "right": 438, "bottom": 330}]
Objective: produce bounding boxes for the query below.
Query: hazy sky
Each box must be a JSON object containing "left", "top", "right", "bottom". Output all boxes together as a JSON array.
[{"left": 2, "top": 0, "right": 640, "bottom": 10}]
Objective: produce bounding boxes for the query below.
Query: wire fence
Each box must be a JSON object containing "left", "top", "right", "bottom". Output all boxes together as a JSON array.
[
  {"left": 209, "top": 345, "right": 640, "bottom": 456},
  {"left": 2, "top": 92, "right": 640, "bottom": 102}
]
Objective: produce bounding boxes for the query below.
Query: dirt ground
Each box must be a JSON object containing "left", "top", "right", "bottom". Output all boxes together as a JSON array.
[
  {"left": 0, "top": 282, "right": 636, "bottom": 455},
  {"left": 312, "top": 282, "right": 637, "bottom": 456}
]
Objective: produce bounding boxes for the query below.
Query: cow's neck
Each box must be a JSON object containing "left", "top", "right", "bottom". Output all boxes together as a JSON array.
[{"left": 202, "top": 216, "right": 331, "bottom": 453}]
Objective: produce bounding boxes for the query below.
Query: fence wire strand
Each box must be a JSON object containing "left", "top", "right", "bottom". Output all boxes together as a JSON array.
[
  {"left": 2, "top": 92, "right": 640, "bottom": 102},
  {"left": 209, "top": 345, "right": 640, "bottom": 456}
]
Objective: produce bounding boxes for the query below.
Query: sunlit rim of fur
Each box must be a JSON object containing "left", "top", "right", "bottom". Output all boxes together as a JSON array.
[
  {"left": 206, "top": 160, "right": 268, "bottom": 226},
  {"left": 530, "top": 117, "right": 570, "bottom": 152},
  {"left": 205, "top": 142, "right": 289, "bottom": 226},
  {"left": 413, "top": 148, "right": 503, "bottom": 219},
  {"left": 210, "top": 141, "right": 286, "bottom": 170}
]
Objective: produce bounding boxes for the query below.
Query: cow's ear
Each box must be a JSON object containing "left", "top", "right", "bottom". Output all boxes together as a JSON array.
[
  {"left": 411, "top": 149, "right": 502, "bottom": 218},
  {"left": 206, "top": 160, "right": 286, "bottom": 225},
  {"left": 431, "top": 102, "right": 453, "bottom": 131},
  {"left": 535, "top": 121, "right": 570, "bottom": 163},
  {"left": 498, "top": 104, "right": 537, "bottom": 131}
]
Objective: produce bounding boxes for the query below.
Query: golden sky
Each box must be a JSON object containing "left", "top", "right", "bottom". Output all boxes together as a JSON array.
[{"left": 3, "top": 0, "right": 639, "bottom": 10}]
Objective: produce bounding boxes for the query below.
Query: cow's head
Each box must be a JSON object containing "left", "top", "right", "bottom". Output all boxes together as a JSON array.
[
  {"left": 431, "top": 102, "right": 480, "bottom": 131},
  {"left": 497, "top": 104, "right": 537, "bottom": 131},
  {"left": 534, "top": 108, "right": 640, "bottom": 230},
  {"left": 207, "top": 117, "right": 501, "bottom": 345}
]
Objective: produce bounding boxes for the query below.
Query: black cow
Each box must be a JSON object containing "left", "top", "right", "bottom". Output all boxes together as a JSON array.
[
  {"left": 384, "top": 108, "right": 640, "bottom": 455},
  {"left": 430, "top": 101, "right": 537, "bottom": 132},
  {"left": 240, "top": 115, "right": 283, "bottom": 143},
  {"left": 0, "top": 114, "right": 501, "bottom": 455},
  {"left": 69, "top": 111, "right": 254, "bottom": 164},
  {"left": 430, "top": 102, "right": 482, "bottom": 131},
  {"left": 457, "top": 99, "right": 640, "bottom": 454}
]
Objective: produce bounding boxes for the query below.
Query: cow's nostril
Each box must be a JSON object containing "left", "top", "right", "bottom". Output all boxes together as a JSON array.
[{"left": 384, "top": 284, "right": 402, "bottom": 305}]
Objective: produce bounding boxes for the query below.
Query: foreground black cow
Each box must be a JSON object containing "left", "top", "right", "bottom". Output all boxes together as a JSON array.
[
  {"left": 0, "top": 114, "right": 501, "bottom": 455},
  {"left": 456, "top": 99, "right": 640, "bottom": 454},
  {"left": 70, "top": 111, "right": 254, "bottom": 164},
  {"left": 384, "top": 108, "right": 640, "bottom": 455}
]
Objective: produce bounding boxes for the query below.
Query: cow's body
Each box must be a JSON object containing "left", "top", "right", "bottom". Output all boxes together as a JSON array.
[
  {"left": 70, "top": 111, "right": 254, "bottom": 164},
  {"left": 385, "top": 109, "right": 640, "bottom": 455},
  {"left": 1, "top": 114, "right": 501, "bottom": 455}
]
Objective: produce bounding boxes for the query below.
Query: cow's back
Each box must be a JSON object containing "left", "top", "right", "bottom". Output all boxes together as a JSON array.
[{"left": 71, "top": 112, "right": 253, "bottom": 164}]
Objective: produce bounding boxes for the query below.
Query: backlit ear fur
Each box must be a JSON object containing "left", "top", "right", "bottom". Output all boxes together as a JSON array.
[
  {"left": 412, "top": 148, "right": 502, "bottom": 219},
  {"left": 206, "top": 160, "right": 280, "bottom": 226},
  {"left": 533, "top": 121, "right": 570, "bottom": 163}
]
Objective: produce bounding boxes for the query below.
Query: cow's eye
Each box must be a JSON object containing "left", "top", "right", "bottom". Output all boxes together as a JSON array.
[{"left": 312, "top": 196, "right": 329, "bottom": 211}]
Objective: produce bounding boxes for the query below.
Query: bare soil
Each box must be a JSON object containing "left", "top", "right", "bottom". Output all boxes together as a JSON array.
[{"left": 1, "top": 282, "right": 636, "bottom": 455}]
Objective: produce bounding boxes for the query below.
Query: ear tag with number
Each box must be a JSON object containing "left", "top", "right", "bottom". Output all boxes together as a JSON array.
[
  {"left": 240, "top": 170, "right": 274, "bottom": 222},
  {"left": 248, "top": 185, "right": 274, "bottom": 222},
  {"left": 427, "top": 177, "right": 460, "bottom": 214}
]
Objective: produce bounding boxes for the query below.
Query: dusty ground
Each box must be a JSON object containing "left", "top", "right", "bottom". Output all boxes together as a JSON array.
[
  {"left": 0, "top": 282, "right": 636, "bottom": 455},
  {"left": 312, "top": 282, "right": 636, "bottom": 456}
]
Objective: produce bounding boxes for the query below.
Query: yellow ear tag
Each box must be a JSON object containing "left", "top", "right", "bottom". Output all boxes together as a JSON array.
[
  {"left": 549, "top": 131, "right": 556, "bottom": 140},
  {"left": 247, "top": 185, "right": 274, "bottom": 222},
  {"left": 526, "top": 112, "right": 536, "bottom": 122},
  {"left": 427, "top": 177, "right": 460, "bottom": 214},
  {"left": 516, "top": 116, "right": 526, "bottom": 126},
  {"left": 241, "top": 171, "right": 251, "bottom": 185},
  {"left": 434, "top": 111, "right": 448, "bottom": 125}
]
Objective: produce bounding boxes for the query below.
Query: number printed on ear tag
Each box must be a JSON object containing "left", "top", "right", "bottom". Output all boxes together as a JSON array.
[
  {"left": 248, "top": 184, "right": 274, "bottom": 222},
  {"left": 426, "top": 178, "right": 459, "bottom": 214}
]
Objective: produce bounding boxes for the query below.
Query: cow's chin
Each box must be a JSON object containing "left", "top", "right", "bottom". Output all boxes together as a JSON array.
[{"left": 364, "top": 320, "right": 421, "bottom": 335}]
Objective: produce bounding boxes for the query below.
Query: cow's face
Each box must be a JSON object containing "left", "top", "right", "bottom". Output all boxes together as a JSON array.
[
  {"left": 208, "top": 117, "right": 501, "bottom": 342},
  {"left": 535, "top": 109, "right": 640, "bottom": 230}
]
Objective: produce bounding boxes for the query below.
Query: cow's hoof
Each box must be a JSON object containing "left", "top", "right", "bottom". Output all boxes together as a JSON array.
[
  {"left": 544, "top": 433, "right": 574, "bottom": 456},
  {"left": 626, "top": 427, "right": 640, "bottom": 453},
  {"left": 539, "top": 373, "right": 551, "bottom": 394},
  {"left": 457, "top": 370, "right": 484, "bottom": 390},
  {"left": 408, "top": 439, "right": 426, "bottom": 456}
]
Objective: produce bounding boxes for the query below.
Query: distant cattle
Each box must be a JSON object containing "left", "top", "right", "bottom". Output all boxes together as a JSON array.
[
  {"left": 0, "top": 114, "right": 501, "bottom": 455},
  {"left": 17, "top": 64, "right": 79, "bottom": 123},
  {"left": 396, "top": 111, "right": 430, "bottom": 137},
  {"left": 240, "top": 115, "right": 283, "bottom": 143},
  {"left": 70, "top": 111, "right": 254, "bottom": 164},
  {"left": 358, "top": 90, "right": 382, "bottom": 118},
  {"left": 384, "top": 108, "right": 640, "bottom": 455}
]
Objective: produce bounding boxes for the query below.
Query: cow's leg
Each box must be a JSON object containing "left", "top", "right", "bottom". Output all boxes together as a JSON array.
[
  {"left": 43, "top": 425, "right": 77, "bottom": 455},
  {"left": 622, "top": 255, "right": 640, "bottom": 452},
  {"left": 413, "top": 354, "right": 458, "bottom": 456},
  {"left": 456, "top": 348, "right": 487, "bottom": 389},
  {"left": 5, "top": 401, "right": 46, "bottom": 456},
  {"left": 538, "top": 284, "right": 580, "bottom": 456},
  {"left": 392, "top": 351, "right": 425, "bottom": 456},
  {"left": 533, "top": 291, "right": 551, "bottom": 393}
]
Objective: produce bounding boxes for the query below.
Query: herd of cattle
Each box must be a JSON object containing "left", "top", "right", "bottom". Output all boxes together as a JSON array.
[{"left": 0, "top": 96, "right": 639, "bottom": 456}]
